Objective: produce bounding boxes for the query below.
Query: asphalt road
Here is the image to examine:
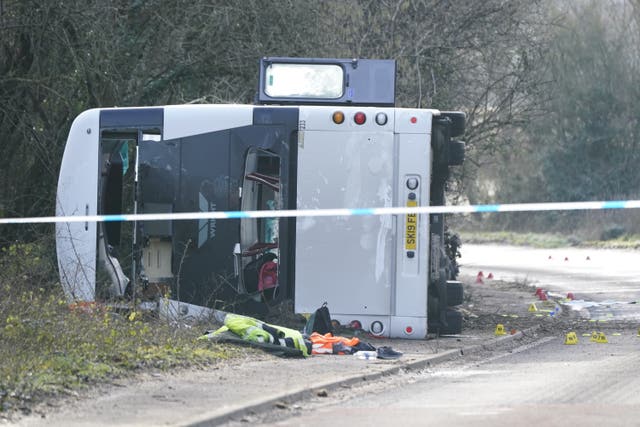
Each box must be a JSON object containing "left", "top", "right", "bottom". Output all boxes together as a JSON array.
[
  {"left": 458, "top": 244, "right": 640, "bottom": 321},
  {"left": 250, "top": 244, "right": 640, "bottom": 427},
  {"left": 267, "top": 335, "right": 640, "bottom": 427}
]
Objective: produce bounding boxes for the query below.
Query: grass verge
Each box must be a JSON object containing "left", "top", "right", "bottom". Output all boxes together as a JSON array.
[
  {"left": 459, "top": 231, "right": 640, "bottom": 249},
  {"left": 0, "top": 244, "right": 236, "bottom": 415}
]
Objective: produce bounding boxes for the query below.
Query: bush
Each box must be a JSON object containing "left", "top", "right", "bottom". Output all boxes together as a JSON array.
[
  {"left": 600, "top": 224, "right": 626, "bottom": 241},
  {"left": 0, "top": 241, "right": 233, "bottom": 414}
]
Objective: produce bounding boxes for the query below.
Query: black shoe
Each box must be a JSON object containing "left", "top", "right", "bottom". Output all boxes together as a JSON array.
[
  {"left": 376, "top": 346, "right": 403, "bottom": 360},
  {"left": 353, "top": 341, "right": 376, "bottom": 352}
]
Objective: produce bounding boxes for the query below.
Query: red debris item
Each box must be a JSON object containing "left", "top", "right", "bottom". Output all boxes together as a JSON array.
[
  {"left": 539, "top": 291, "right": 548, "bottom": 301},
  {"left": 258, "top": 261, "right": 278, "bottom": 291},
  {"left": 68, "top": 301, "right": 106, "bottom": 316},
  {"left": 564, "top": 256, "right": 569, "bottom": 261},
  {"left": 535, "top": 288, "right": 544, "bottom": 297},
  {"left": 487, "top": 272, "right": 494, "bottom": 280},
  {"left": 567, "top": 292, "right": 574, "bottom": 300}
]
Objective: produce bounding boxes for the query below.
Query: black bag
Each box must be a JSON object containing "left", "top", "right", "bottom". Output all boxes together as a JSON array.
[
  {"left": 304, "top": 302, "right": 334, "bottom": 336},
  {"left": 243, "top": 252, "right": 277, "bottom": 294}
]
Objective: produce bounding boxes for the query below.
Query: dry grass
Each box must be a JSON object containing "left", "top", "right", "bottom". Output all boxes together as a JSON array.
[
  {"left": 459, "top": 231, "right": 640, "bottom": 249},
  {"left": 0, "top": 243, "right": 234, "bottom": 414}
]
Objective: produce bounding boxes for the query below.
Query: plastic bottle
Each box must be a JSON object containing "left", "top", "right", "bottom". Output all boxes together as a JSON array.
[{"left": 353, "top": 350, "right": 377, "bottom": 360}]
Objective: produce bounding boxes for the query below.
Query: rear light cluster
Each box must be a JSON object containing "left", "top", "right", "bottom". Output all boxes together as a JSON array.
[
  {"left": 354, "top": 111, "right": 366, "bottom": 125},
  {"left": 332, "top": 111, "right": 389, "bottom": 126}
]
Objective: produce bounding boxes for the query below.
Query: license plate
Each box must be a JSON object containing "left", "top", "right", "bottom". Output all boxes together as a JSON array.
[{"left": 405, "top": 200, "right": 418, "bottom": 250}]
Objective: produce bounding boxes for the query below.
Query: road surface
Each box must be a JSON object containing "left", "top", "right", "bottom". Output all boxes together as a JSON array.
[
  {"left": 459, "top": 244, "right": 640, "bottom": 321},
  {"left": 235, "top": 244, "right": 640, "bottom": 427},
  {"left": 265, "top": 335, "right": 640, "bottom": 427}
]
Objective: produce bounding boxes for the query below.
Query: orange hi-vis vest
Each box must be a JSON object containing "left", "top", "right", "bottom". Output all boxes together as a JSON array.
[{"left": 309, "top": 332, "right": 360, "bottom": 355}]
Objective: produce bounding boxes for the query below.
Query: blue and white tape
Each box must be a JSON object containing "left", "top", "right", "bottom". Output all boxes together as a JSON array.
[{"left": 1, "top": 200, "right": 640, "bottom": 225}]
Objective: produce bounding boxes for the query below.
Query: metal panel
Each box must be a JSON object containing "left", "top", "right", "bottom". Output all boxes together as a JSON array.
[
  {"left": 164, "top": 105, "right": 253, "bottom": 140},
  {"left": 299, "top": 106, "right": 395, "bottom": 133},
  {"left": 295, "top": 124, "right": 395, "bottom": 316},
  {"left": 157, "top": 106, "right": 298, "bottom": 307},
  {"left": 394, "top": 128, "right": 431, "bottom": 317},
  {"left": 56, "top": 109, "right": 100, "bottom": 301},
  {"left": 394, "top": 108, "right": 435, "bottom": 134}
]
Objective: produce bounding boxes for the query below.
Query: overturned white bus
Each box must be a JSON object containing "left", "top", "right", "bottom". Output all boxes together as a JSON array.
[{"left": 56, "top": 57, "right": 466, "bottom": 337}]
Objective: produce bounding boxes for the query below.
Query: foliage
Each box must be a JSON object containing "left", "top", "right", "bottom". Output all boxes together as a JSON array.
[
  {"left": 315, "top": 1, "right": 551, "bottom": 201},
  {"left": 459, "top": 230, "right": 579, "bottom": 248},
  {"left": 0, "top": 0, "right": 325, "bottom": 240},
  {"left": 0, "top": 0, "right": 550, "bottom": 240},
  {"left": 459, "top": 229, "right": 640, "bottom": 249},
  {"left": 537, "top": 1, "right": 640, "bottom": 202},
  {"left": 0, "top": 242, "right": 233, "bottom": 413},
  {"left": 468, "top": 1, "right": 640, "bottom": 235},
  {"left": 3, "top": 1, "right": 636, "bottom": 236}
]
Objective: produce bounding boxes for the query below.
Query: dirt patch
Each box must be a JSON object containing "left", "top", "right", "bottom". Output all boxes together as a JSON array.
[
  {"left": 460, "top": 274, "right": 555, "bottom": 332},
  {"left": 459, "top": 274, "right": 638, "bottom": 338}
]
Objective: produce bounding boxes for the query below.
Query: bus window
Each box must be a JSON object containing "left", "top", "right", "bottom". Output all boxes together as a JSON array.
[
  {"left": 264, "top": 63, "right": 344, "bottom": 99},
  {"left": 239, "top": 148, "right": 281, "bottom": 300},
  {"left": 97, "top": 134, "right": 137, "bottom": 298}
]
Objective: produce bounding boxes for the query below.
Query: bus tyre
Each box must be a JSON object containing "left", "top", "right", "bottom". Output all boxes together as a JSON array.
[
  {"left": 442, "top": 111, "right": 466, "bottom": 138},
  {"left": 446, "top": 280, "right": 464, "bottom": 306},
  {"left": 448, "top": 140, "right": 465, "bottom": 166},
  {"left": 440, "top": 309, "right": 463, "bottom": 335}
]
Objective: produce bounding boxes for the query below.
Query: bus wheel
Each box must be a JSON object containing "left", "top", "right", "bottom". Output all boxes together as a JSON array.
[
  {"left": 446, "top": 280, "right": 464, "bottom": 306},
  {"left": 440, "top": 309, "right": 463, "bottom": 335}
]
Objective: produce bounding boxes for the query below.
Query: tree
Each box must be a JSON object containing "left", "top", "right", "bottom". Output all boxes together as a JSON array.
[
  {"left": 0, "top": 0, "right": 552, "bottom": 239},
  {"left": 539, "top": 1, "right": 640, "bottom": 202},
  {"left": 472, "top": 0, "right": 640, "bottom": 233},
  {"left": 0, "top": 0, "right": 324, "bottom": 240}
]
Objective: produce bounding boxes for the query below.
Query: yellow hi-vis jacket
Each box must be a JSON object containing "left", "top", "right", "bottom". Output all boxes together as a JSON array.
[{"left": 210, "top": 313, "right": 310, "bottom": 357}]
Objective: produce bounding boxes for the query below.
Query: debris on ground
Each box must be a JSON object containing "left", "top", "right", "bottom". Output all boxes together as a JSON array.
[{"left": 201, "top": 304, "right": 403, "bottom": 359}]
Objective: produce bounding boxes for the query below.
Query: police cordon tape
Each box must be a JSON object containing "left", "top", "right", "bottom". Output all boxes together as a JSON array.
[{"left": 1, "top": 200, "right": 640, "bottom": 225}]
